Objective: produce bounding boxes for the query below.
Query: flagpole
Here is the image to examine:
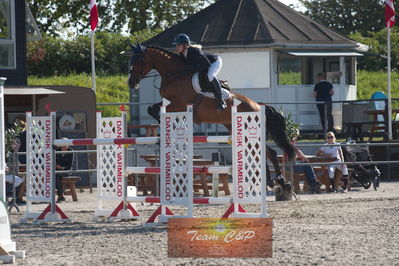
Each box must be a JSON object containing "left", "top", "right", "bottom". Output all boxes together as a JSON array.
[
  {"left": 91, "top": 30, "right": 96, "bottom": 92},
  {"left": 387, "top": 26, "right": 392, "bottom": 140}
]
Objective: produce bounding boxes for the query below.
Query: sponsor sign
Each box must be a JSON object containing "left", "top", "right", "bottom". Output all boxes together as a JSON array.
[{"left": 168, "top": 218, "right": 272, "bottom": 258}]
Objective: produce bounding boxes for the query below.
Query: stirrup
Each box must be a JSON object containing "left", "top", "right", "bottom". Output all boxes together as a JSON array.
[{"left": 216, "top": 101, "right": 227, "bottom": 111}]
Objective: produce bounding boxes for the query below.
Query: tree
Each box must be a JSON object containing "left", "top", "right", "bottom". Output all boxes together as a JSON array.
[
  {"left": 349, "top": 29, "right": 399, "bottom": 71},
  {"left": 299, "top": 0, "right": 385, "bottom": 36},
  {"left": 27, "top": 0, "right": 211, "bottom": 37},
  {"left": 113, "top": 0, "right": 209, "bottom": 34}
]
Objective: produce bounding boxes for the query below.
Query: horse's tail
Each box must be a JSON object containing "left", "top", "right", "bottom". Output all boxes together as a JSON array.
[{"left": 263, "top": 104, "right": 295, "bottom": 161}]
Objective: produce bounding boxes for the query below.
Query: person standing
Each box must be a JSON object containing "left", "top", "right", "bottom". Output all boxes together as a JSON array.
[
  {"left": 16, "top": 120, "right": 27, "bottom": 164},
  {"left": 55, "top": 140, "right": 73, "bottom": 203},
  {"left": 313, "top": 73, "right": 334, "bottom": 132}
]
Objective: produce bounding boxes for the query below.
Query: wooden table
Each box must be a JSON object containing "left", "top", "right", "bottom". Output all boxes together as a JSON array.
[
  {"left": 128, "top": 124, "right": 159, "bottom": 137},
  {"left": 365, "top": 108, "right": 399, "bottom": 140},
  {"left": 130, "top": 155, "right": 230, "bottom": 196}
]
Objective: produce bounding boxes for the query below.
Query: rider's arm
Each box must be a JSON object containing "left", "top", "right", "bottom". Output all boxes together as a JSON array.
[{"left": 186, "top": 47, "right": 211, "bottom": 72}]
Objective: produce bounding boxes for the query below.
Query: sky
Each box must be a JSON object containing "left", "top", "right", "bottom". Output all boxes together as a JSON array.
[{"left": 278, "top": 0, "right": 305, "bottom": 11}]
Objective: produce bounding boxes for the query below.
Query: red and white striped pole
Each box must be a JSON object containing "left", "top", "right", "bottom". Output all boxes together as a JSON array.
[{"left": 53, "top": 136, "right": 231, "bottom": 147}]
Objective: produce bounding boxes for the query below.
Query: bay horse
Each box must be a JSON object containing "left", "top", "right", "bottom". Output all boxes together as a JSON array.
[{"left": 127, "top": 43, "right": 294, "bottom": 194}]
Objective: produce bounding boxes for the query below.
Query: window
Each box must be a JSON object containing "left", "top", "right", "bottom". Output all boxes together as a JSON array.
[
  {"left": 277, "top": 52, "right": 355, "bottom": 85},
  {"left": 0, "top": 0, "right": 15, "bottom": 69},
  {"left": 278, "top": 54, "right": 302, "bottom": 85}
]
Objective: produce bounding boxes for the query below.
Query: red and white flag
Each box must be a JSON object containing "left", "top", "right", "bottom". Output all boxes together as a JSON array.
[
  {"left": 385, "top": 0, "right": 395, "bottom": 28},
  {"left": 90, "top": 0, "right": 98, "bottom": 31}
]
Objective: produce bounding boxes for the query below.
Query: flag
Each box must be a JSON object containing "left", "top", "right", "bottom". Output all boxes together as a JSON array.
[
  {"left": 90, "top": 0, "right": 98, "bottom": 31},
  {"left": 385, "top": 0, "right": 395, "bottom": 28}
]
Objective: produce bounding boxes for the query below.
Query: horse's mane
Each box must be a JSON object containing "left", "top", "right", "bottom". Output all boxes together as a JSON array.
[{"left": 146, "top": 45, "right": 185, "bottom": 63}]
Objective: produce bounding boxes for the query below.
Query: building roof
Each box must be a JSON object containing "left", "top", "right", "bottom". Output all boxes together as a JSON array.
[
  {"left": 145, "top": 0, "right": 360, "bottom": 49},
  {"left": 4, "top": 87, "right": 65, "bottom": 95}
]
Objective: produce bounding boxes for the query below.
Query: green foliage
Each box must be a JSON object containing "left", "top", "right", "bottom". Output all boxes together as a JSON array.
[
  {"left": 279, "top": 107, "right": 301, "bottom": 141},
  {"left": 349, "top": 29, "right": 399, "bottom": 71},
  {"left": 28, "top": 0, "right": 211, "bottom": 36},
  {"left": 299, "top": 0, "right": 385, "bottom": 36},
  {"left": 279, "top": 71, "right": 301, "bottom": 85},
  {"left": 28, "top": 74, "right": 130, "bottom": 117},
  {"left": 5, "top": 123, "right": 24, "bottom": 161},
  {"left": 357, "top": 70, "right": 399, "bottom": 107},
  {"left": 27, "top": 30, "right": 160, "bottom": 76}
]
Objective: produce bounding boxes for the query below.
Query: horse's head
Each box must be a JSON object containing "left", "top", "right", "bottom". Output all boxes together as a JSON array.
[{"left": 127, "top": 42, "right": 151, "bottom": 89}]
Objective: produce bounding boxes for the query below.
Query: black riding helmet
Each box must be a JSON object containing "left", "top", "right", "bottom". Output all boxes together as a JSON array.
[{"left": 172, "top": 33, "right": 190, "bottom": 46}]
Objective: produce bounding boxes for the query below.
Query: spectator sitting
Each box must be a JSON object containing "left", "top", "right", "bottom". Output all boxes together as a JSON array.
[
  {"left": 55, "top": 138, "right": 73, "bottom": 203},
  {"left": 5, "top": 165, "right": 25, "bottom": 204},
  {"left": 316, "top": 132, "right": 349, "bottom": 192},
  {"left": 291, "top": 129, "right": 322, "bottom": 194}
]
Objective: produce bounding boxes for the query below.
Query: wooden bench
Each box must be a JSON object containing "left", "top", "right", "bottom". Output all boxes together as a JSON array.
[
  {"left": 193, "top": 173, "right": 230, "bottom": 196},
  {"left": 314, "top": 167, "right": 353, "bottom": 192},
  {"left": 61, "top": 176, "right": 81, "bottom": 201}
]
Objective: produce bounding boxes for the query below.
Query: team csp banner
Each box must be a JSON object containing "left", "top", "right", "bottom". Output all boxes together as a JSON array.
[{"left": 168, "top": 218, "right": 272, "bottom": 258}]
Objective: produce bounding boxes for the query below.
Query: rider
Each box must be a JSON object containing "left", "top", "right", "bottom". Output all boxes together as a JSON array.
[{"left": 172, "top": 33, "right": 227, "bottom": 111}]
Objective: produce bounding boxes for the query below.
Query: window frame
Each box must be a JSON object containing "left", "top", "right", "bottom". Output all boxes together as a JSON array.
[
  {"left": 277, "top": 51, "right": 356, "bottom": 86},
  {"left": 0, "top": 0, "right": 16, "bottom": 69}
]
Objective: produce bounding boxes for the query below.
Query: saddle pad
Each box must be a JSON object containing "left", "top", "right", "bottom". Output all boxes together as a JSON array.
[{"left": 192, "top": 72, "right": 230, "bottom": 100}]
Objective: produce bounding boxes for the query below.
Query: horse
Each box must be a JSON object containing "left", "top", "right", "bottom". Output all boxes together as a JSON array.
[{"left": 126, "top": 43, "right": 295, "bottom": 196}]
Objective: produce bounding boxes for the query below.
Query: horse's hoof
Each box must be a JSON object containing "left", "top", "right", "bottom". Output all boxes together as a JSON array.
[
  {"left": 283, "top": 182, "right": 292, "bottom": 192},
  {"left": 274, "top": 184, "right": 292, "bottom": 201},
  {"left": 267, "top": 179, "right": 275, "bottom": 188}
]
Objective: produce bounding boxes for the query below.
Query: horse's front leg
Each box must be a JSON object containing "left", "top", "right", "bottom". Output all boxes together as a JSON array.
[
  {"left": 267, "top": 146, "right": 292, "bottom": 200},
  {"left": 266, "top": 146, "right": 282, "bottom": 178}
]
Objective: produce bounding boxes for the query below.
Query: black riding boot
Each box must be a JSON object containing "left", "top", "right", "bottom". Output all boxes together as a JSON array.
[{"left": 211, "top": 78, "right": 227, "bottom": 111}]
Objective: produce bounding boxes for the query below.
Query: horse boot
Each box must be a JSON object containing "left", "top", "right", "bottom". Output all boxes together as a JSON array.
[
  {"left": 147, "top": 102, "right": 162, "bottom": 123},
  {"left": 266, "top": 164, "right": 275, "bottom": 188},
  {"left": 274, "top": 175, "right": 292, "bottom": 201},
  {"left": 211, "top": 78, "right": 227, "bottom": 111}
]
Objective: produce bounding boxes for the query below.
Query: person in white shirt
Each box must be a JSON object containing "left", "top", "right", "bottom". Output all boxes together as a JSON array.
[
  {"left": 316, "top": 132, "right": 349, "bottom": 192},
  {"left": 5, "top": 165, "right": 23, "bottom": 187}
]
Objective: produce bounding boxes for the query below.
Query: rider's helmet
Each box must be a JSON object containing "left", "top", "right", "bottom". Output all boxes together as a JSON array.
[{"left": 172, "top": 34, "right": 190, "bottom": 46}]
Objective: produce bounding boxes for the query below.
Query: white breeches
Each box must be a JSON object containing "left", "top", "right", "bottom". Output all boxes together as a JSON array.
[
  {"left": 328, "top": 162, "right": 349, "bottom": 179},
  {"left": 208, "top": 56, "right": 222, "bottom": 81},
  {"left": 6, "top": 175, "right": 23, "bottom": 187}
]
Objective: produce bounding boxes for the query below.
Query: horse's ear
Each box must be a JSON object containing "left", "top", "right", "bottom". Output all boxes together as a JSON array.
[
  {"left": 129, "top": 42, "right": 136, "bottom": 50},
  {"left": 137, "top": 42, "right": 144, "bottom": 52}
]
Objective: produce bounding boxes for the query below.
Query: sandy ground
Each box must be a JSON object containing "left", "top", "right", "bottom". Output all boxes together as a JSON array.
[{"left": 6, "top": 181, "right": 399, "bottom": 265}]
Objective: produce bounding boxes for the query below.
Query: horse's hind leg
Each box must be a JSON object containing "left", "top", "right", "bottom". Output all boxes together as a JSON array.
[
  {"left": 266, "top": 146, "right": 292, "bottom": 199},
  {"left": 266, "top": 146, "right": 282, "bottom": 178},
  {"left": 266, "top": 163, "right": 275, "bottom": 188}
]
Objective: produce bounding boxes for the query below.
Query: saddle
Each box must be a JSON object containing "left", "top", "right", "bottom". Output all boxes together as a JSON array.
[
  {"left": 197, "top": 71, "right": 230, "bottom": 92},
  {"left": 191, "top": 72, "right": 231, "bottom": 101}
]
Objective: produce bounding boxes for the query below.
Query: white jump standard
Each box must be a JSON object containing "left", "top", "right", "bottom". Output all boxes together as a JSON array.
[
  {"left": 93, "top": 110, "right": 138, "bottom": 221},
  {"left": 21, "top": 112, "right": 70, "bottom": 223}
]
